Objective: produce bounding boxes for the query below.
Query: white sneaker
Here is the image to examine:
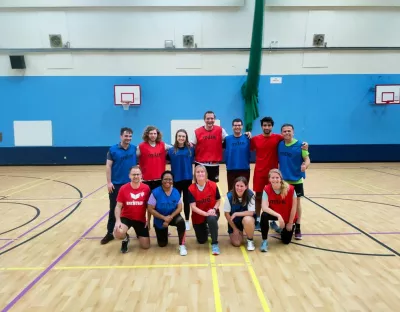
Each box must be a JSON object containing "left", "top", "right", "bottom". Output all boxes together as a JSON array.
[
  {"left": 179, "top": 245, "right": 188, "bottom": 256},
  {"left": 185, "top": 221, "right": 190, "bottom": 231},
  {"left": 247, "top": 239, "right": 255, "bottom": 251}
]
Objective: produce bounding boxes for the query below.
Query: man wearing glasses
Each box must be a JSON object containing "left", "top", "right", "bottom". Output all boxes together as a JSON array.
[{"left": 223, "top": 118, "right": 251, "bottom": 191}]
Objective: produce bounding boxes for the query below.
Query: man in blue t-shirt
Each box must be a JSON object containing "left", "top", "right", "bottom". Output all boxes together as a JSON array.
[
  {"left": 278, "top": 123, "right": 310, "bottom": 240},
  {"left": 101, "top": 127, "right": 137, "bottom": 245},
  {"left": 223, "top": 118, "right": 251, "bottom": 191}
]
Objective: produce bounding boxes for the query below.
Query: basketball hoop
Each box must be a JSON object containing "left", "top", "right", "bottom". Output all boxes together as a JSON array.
[{"left": 121, "top": 101, "right": 132, "bottom": 111}]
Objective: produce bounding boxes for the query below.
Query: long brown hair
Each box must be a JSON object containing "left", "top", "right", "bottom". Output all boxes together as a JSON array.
[
  {"left": 268, "top": 169, "right": 289, "bottom": 198},
  {"left": 142, "top": 125, "right": 162, "bottom": 143},
  {"left": 231, "top": 176, "right": 252, "bottom": 207},
  {"left": 173, "top": 129, "right": 192, "bottom": 155}
]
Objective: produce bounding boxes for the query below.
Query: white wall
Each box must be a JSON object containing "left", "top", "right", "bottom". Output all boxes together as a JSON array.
[{"left": 1, "top": 0, "right": 400, "bottom": 76}]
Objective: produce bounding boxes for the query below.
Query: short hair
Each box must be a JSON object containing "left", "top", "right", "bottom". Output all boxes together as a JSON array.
[
  {"left": 203, "top": 111, "right": 216, "bottom": 119},
  {"left": 281, "top": 123, "right": 294, "bottom": 131},
  {"left": 161, "top": 170, "right": 174, "bottom": 181},
  {"left": 232, "top": 118, "right": 243, "bottom": 126},
  {"left": 260, "top": 117, "right": 274, "bottom": 127},
  {"left": 120, "top": 127, "right": 133, "bottom": 135},
  {"left": 129, "top": 165, "right": 141, "bottom": 172}
]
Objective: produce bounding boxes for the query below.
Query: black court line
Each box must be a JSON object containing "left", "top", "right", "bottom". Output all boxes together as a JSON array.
[
  {"left": 309, "top": 196, "right": 400, "bottom": 210},
  {"left": 0, "top": 197, "right": 82, "bottom": 201},
  {"left": 0, "top": 202, "right": 40, "bottom": 235},
  {"left": 305, "top": 196, "right": 400, "bottom": 257},
  {"left": 363, "top": 167, "right": 400, "bottom": 178},
  {"left": 269, "top": 236, "right": 395, "bottom": 257},
  {"left": 0, "top": 196, "right": 6, "bottom": 200},
  {"left": 0, "top": 175, "right": 83, "bottom": 256}
]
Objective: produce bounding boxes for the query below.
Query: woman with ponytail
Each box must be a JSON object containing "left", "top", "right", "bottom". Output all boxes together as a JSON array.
[{"left": 259, "top": 169, "right": 298, "bottom": 252}]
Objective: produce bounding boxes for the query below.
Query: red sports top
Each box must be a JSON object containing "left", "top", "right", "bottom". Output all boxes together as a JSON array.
[
  {"left": 251, "top": 133, "right": 283, "bottom": 177},
  {"left": 138, "top": 142, "right": 166, "bottom": 180},
  {"left": 188, "top": 181, "right": 218, "bottom": 224},
  {"left": 264, "top": 184, "right": 297, "bottom": 223},
  {"left": 117, "top": 182, "right": 151, "bottom": 222},
  {"left": 194, "top": 126, "right": 223, "bottom": 163}
]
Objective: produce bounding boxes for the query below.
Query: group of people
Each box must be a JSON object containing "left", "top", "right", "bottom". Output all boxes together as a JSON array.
[{"left": 100, "top": 111, "right": 310, "bottom": 256}]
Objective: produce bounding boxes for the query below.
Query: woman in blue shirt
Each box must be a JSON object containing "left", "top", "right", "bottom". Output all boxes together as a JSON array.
[{"left": 167, "top": 129, "right": 195, "bottom": 231}]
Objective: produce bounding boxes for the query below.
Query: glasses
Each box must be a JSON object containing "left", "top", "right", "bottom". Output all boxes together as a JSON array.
[
  {"left": 163, "top": 178, "right": 173, "bottom": 182},
  {"left": 131, "top": 174, "right": 141, "bottom": 176}
]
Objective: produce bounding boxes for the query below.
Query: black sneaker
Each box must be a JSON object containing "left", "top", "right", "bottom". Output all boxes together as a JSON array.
[
  {"left": 121, "top": 234, "right": 130, "bottom": 253},
  {"left": 100, "top": 233, "right": 114, "bottom": 245}
]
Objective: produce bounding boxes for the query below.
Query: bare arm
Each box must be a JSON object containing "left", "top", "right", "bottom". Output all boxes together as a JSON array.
[
  {"left": 288, "top": 198, "right": 297, "bottom": 225},
  {"left": 301, "top": 155, "right": 311, "bottom": 172},
  {"left": 190, "top": 202, "right": 208, "bottom": 217},
  {"left": 261, "top": 198, "right": 281, "bottom": 218},
  {"left": 225, "top": 212, "right": 239, "bottom": 231},
  {"left": 147, "top": 204, "right": 168, "bottom": 221}
]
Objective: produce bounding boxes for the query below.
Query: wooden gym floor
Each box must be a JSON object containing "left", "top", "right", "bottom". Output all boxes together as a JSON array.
[{"left": 0, "top": 163, "right": 399, "bottom": 312}]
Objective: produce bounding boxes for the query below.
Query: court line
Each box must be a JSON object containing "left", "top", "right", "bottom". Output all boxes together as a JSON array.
[
  {"left": 3, "top": 175, "right": 64, "bottom": 198},
  {"left": 364, "top": 167, "right": 400, "bottom": 178},
  {"left": 0, "top": 173, "right": 59, "bottom": 195},
  {"left": 369, "top": 232, "right": 400, "bottom": 235},
  {"left": 240, "top": 246, "right": 271, "bottom": 312},
  {"left": 0, "top": 202, "right": 40, "bottom": 235},
  {"left": 0, "top": 184, "right": 103, "bottom": 252},
  {"left": 309, "top": 196, "right": 400, "bottom": 210},
  {"left": 305, "top": 196, "right": 399, "bottom": 257},
  {"left": 0, "top": 263, "right": 245, "bottom": 271},
  {"left": 1, "top": 211, "right": 109, "bottom": 312},
  {"left": 208, "top": 242, "right": 222, "bottom": 312}
]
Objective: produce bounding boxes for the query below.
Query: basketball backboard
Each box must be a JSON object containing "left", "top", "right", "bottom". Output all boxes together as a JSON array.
[
  {"left": 375, "top": 84, "right": 400, "bottom": 104},
  {"left": 114, "top": 85, "right": 141, "bottom": 107}
]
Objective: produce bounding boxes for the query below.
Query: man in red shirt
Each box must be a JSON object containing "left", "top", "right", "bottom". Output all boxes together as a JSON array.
[
  {"left": 113, "top": 166, "right": 151, "bottom": 253},
  {"left": 192, "top": 111, "right": 228, "bottom": 182},
  {"left": 251, "top": 117, "right": 307, "bottom": 231}
]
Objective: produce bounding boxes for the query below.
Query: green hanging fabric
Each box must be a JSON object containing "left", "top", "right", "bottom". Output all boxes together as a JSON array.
[{"left": 241, "top": 0, "right": 265, "bottom": 132}]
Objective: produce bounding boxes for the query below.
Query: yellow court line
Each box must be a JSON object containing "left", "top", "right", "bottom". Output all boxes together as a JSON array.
[
  {"left": 240, "top": 246, "right": 271, "bottom": 312},
  {"left": 0, "top": 173, "right": 60, "bottom": 195},
  {"left": 209, "top": 242, "right": 222, "bottom": 312},
  {"left": 4, "top": 175, "right": 65, "bottom": 198},
  {"left": 0, "top": 263, "right": 245, "bottom": 271}
]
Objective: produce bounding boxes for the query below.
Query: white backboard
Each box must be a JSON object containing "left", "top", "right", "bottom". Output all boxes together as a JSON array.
[
  {"left": 114, "top": 85, "right": 141, "bottom": 105},
  {"left": 14, "top": 120, "right": 53, "bottom": 146},
  {"left": 375, "top": 85, "right": 400, "bottom": 104}
]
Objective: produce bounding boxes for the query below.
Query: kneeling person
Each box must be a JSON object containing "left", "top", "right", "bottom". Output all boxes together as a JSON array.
[
  {"left": 113, "top": 166, "right": 151, "bottom": 253},
  {"left": 224, "top": 176, "right": 256, "bottom": 251},
  {"left": 147, "top": 171, "right": 188, "bottom": 256}
]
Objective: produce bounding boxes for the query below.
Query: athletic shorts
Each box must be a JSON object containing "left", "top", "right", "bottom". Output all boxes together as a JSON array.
[
  {"left": 121, "top": 217, "right": 149, "bottom": 237},
  {"left": 253, "top": 173, "right": 269, "bottom": 193},
  {"left": 227, "top": 214, "right": 256, "bottom": 234},
  {"left": 291, "top": 183, "right": 304, "bottom": 197}
]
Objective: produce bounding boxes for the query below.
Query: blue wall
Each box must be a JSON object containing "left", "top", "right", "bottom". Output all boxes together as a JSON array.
[{"left": 1, "top": 74, "right": 400, "bottom": 164}]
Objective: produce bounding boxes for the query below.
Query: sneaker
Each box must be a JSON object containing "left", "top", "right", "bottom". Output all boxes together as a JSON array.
[
  {"left": 260, "top": 239, "right": 268, "bottom": 252},
  {"left": 179, "top": 245, "right": 188, "bottom": 256},
  {"left": 247, "top": 239, "right": 255, "bottom": 251},
  {"left": 185, "top": 220, "right": 190, "bottom": 231},
  {"left": 211, "top": 244, "right": 220, "bottom": 255},
  {"left": 121, "top": 234, "right": 129, "bottom": 253},
  {"left": 295, "top": 229, "right": 302, "bottom": 240},
  {"left": 100, "top": 233, "right": 114, "bottom": 245},
  {"left": 255, "top": 221, "right": 261, "bottom": 232},
  {"left": 270, "top": 221, "right": 282, "bottom": 234}
]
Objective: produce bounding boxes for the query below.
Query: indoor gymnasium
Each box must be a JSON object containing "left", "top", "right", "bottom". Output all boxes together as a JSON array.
[{"left": 0, "top": 1, "right": 399, "bottom": 312}]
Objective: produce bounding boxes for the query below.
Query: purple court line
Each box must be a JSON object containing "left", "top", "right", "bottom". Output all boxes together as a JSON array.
[
  {"left": 0, "top": 239, "right": 13, "bottom": 241},
  {"left": 369, "top": 232, "right": 400, "bottom": 235},
  {"left": 83, "top": 232, "right": 362, "bottom": 240},
  {"left": 0, "top": 184, "right": 105, "bottom": 251},
  {"left": 1, "top": 210, "right": 109, "bottom": 312}
]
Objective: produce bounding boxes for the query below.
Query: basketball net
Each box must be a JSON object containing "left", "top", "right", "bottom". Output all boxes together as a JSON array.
[{"left": 121, "top": 101, "right": 132, "bottom": 111}]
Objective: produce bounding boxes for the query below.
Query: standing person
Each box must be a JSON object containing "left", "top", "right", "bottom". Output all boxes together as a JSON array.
[
  {"left": 191, "top": 111, "right": 228, "bottom": 182},
  {"left": 167, "top": 129, "right": 195, "bottom": 230},
  {"left": 224, "top": 176, "right": 256, "bottom": 250},
  {"left": 278, "top": 124, "right": 310, "bottom": 240},
  {"left": 250, "top": 117, "right": 308, "bottom": 232},
  {"left": 259, "top": 169, "right": 298, "bottom": 252},
  {"left": 101, "top": 127, "right": 137, "bottom": 245},
  {"left": 113, "top": 166, "right": 151, "bottom": 253},
  {"left": 223, "top": 118, "right": 251, "bottom": 191},
  {"left": 147, "top": 171, "right": 188, "bottom": 256},
  {"left": 188, "top": 164, "right": 221, "bottom": 255},
  {"left": 137, "top": 126, "right": 169, "bottom": 191}
]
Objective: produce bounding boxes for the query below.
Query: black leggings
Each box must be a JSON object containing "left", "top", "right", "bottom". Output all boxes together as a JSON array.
[
  {"left": 260, "top": 212, "right": 294, "bottom": 245},
  {"left": 174, "top": 179, "right": 192, "bottom": 220},
  {"left": 193, "top": 213, "right": 220, "bottom": 245},
  {"left": 154, "top": 214, "right": 186, "bottom": 246}
]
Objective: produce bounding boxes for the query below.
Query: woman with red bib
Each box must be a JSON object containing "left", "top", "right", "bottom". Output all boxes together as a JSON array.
[
  {"left": 260, "top": 169, "right": 298, "bottom": 252},
  {"left": 188, "top": 164, "right": 221, "bottom": 255}
]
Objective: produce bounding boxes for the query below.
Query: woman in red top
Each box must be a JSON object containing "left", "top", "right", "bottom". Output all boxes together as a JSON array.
[
  {"left": 259, "top": 169, "right": 298, "bottom": 252},
  {"left": 188, "top": 164, "right": 221, "bottom": 255}
]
